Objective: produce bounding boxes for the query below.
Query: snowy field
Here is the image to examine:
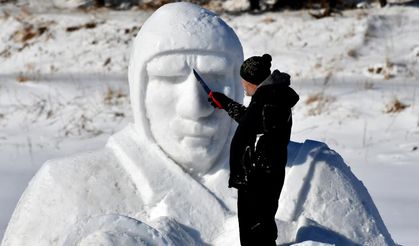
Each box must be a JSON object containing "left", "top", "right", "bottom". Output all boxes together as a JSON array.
[{"left": 1, "top": 2, "right": 418, "bottom": 245}]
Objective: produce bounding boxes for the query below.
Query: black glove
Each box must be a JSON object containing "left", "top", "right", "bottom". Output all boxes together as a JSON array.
[{"left": 207, "top": 92, "right": 232, "bottom": 109}]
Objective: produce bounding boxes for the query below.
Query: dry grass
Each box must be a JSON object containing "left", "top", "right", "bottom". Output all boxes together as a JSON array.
[
  {"left": 66, "top": 22, "right": 98, "bottom": 32},
  {"left": 305, "top": 92, "right": 336, "bottom": 116},
  {"left": 0, "top": 48, "right": 11, "bottom": 58},
  {"left": 63, "top": 114, "right": 103, "bottom": 137},
  {"left": 385, "top": 98, "right": 409, "bottom": 113},
  {"left": 104, "top": 87, "right": 127, "bottom": 105},
  {"left": 123, "top": 26, "right": 141, "bottom": 35},
  {"left": 305, "top": 93, "right": 324, "bottom": 105},
  {"left": 262, "top": 17, "right": 276, "bottom": 24},
  {"left": 103, "top": 57, "right": 111, "bottom": 67},
  {"left": 11, "top": 24, "right": 48, "bottom": 43},
  {"left": 9, "top": 17, "right": 54, "bottom": 54},
  {"left": 137, "top": 0, "right": 176, "bottom": 10},
  {"left": 366, "top": 59, "right": 395, "bottom": 80},
  {"left": 347, "top": 48, "right": 358, "bottom": 59},
  {"left": 0, "top": 0, "right": 16, "bottom": 4},
  {"left": 16, "top": 74, "right": 30, "bottom": 83}
]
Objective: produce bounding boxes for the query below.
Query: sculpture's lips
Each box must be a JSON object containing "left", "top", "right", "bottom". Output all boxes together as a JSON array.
[
  {"left": 182, "top": 135, "right": 212, "bottom": 147},
  {"left": 183, "top": 134, "right": 211, "bottom": 139},
  {"left": 171, "top": 117, "right": 217, "bottom": 139}
]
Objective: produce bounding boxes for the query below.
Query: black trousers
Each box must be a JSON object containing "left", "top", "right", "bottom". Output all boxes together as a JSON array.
[{"left": 237, "top": 173, "right": 284, "bottom": 246}]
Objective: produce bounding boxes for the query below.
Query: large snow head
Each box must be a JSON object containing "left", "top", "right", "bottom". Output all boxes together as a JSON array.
[{"left": 128, "top": 2, "right": 244, "bottom": 176}]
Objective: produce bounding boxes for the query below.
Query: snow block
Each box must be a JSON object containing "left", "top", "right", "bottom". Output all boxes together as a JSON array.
[
  {"left": 277, "top": 140, "right": 395, "bottom": 246},
  {"left": 2, "top": 138, "right": 396, "bottom": 246}
]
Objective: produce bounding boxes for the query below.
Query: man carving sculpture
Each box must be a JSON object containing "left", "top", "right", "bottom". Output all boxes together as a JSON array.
[{"left": 208, "top": 54, "right": 299, "bottom": 245}]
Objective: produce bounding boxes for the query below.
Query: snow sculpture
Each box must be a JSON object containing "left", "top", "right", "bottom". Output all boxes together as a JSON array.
[
  {"left": 2, "top": 3, "right": 244, "bottom": 245},
  {"left": 2, "top": 3, "right": 395, "bottom": 246}
]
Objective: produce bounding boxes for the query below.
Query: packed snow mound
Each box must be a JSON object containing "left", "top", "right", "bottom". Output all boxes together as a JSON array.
[
  {"left": 276, "top": 140, "right": 395, "bottom": 245},
  {"left": 2, "top": 137, "right": 395, "bottom": 245}
]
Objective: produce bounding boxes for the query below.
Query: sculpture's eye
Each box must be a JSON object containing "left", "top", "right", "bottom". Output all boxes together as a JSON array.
[{"left": 147, "top": 55, "right": 188, "bottom": 81}]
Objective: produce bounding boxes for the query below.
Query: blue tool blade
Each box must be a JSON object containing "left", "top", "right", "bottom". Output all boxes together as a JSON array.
[{"left": 193, "top": 69, "right": 211, "bottom": 95}]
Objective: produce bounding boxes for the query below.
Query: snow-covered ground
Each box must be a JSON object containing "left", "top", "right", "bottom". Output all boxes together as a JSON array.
[{"left": 0, "top": 2, "right": 418, "bottom": 245}]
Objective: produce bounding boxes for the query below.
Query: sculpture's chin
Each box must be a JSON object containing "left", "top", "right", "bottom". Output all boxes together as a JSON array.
[
  {"left": 160, "top": 139, "right": 223, "bottom": 176},
  {"left": 181, "top": 136, "right": 212, "bottom": 148},
  {"left": 185, "top": 154, "right": 215, "bottom": 176}
]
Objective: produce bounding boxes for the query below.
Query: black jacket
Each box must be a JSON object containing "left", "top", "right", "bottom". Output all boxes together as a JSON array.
[{"left": 223, "top": 70, "right": 299, "bottom": 189}]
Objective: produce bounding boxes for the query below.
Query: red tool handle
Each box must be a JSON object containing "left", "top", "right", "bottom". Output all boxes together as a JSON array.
[{"left": 209, "top": 91, "right": 223, "bottom": 109}]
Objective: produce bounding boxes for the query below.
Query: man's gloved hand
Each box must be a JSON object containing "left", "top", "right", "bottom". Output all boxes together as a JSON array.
[{"left": 208, "top": 92, "right": 231, "bottom": 109}]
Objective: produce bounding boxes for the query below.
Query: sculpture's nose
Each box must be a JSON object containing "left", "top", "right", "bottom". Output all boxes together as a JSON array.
[{"left": 176, "top": 71, "right": 214, "bottom": 120}]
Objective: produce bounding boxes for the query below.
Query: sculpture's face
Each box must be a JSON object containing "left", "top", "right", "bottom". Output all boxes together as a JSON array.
[
  {"left": 128, "top": 3, "right": 243, "bottom": 176},
  {"left": 145, "top": 53, "right": 235, "bottom": 176}
]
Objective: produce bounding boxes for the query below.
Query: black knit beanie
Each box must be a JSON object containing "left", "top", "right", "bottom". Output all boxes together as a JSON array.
[{"left": 240, "top": 54, "right": 272, "bottom": 85}]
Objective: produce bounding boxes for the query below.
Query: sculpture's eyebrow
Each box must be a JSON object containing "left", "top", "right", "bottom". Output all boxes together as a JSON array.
[
  {"left": 196, "top": 55, "right": 229, "bottom": 74},
  {"left": 147, "top": 54, "right": 230, "bottom": 77},
  {"left": 147, "top": 55, "right": 188, "bottom": 77}
]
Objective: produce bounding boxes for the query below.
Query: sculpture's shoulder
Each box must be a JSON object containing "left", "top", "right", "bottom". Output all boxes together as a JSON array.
[
  {"left": 42, "top": 147, "right": 111, "bottom": 175},
  {"left": 2, "top": 147, "right": 142, "bottom": 246},
  {"left": 40, "top": 147, "right": 122, "bottom": 187},
  {"left": 278, "top": 140, "right": 395, "bottom": 246},
  {"left": 28, "top": 147, "right": 132, "bottom": 197}
]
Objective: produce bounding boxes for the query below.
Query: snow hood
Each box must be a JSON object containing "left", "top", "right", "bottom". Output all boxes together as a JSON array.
[
  {"left": 254, "top": 69, "right": 299, "bottom": 108},
  {"left": 128, "top": 2, "right": 244, "bottom": 141}
]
